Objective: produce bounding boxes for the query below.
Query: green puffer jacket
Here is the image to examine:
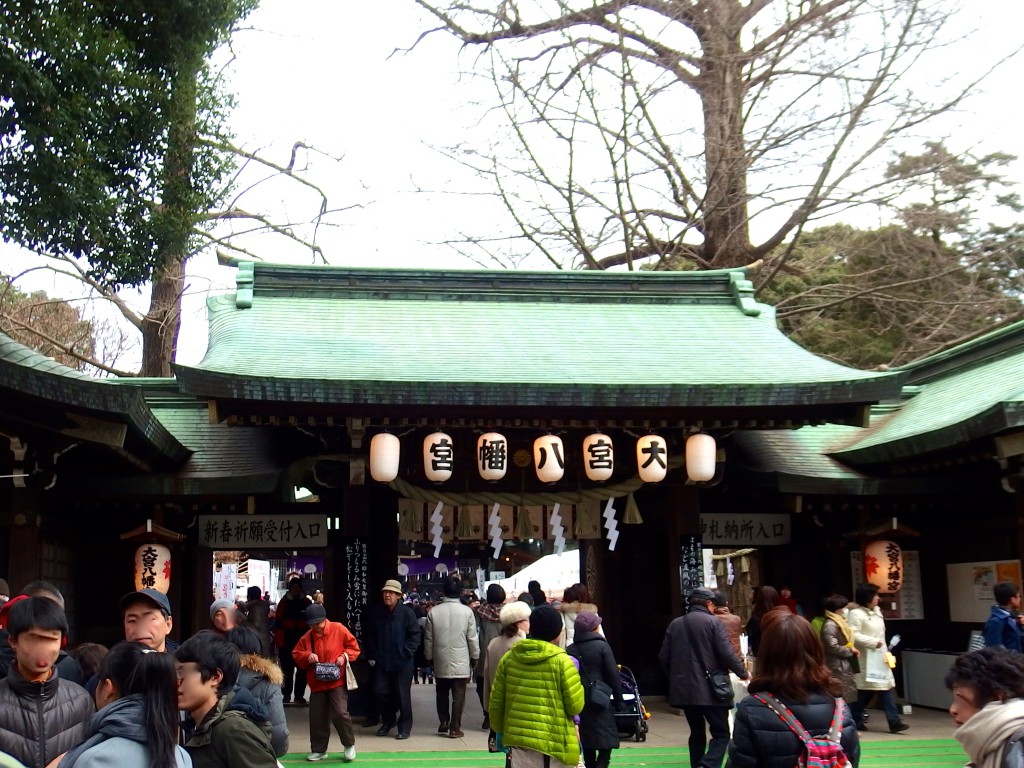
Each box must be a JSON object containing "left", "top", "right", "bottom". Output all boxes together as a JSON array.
[{"left": 489, "top": 638, "right": 585, "bottom": 766}]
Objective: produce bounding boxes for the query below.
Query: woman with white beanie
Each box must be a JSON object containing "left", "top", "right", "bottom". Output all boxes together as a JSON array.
[{"left": 483, "top": 602, "right": 531, "bottom": 753}]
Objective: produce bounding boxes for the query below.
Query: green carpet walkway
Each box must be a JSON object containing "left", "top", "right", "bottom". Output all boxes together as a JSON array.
[{"left": 278, "top": 739, "right": 965, "bottom": 768}]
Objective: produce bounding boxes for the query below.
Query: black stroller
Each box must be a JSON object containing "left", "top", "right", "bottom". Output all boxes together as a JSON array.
[{"left": 614, "top": 665, "right": 649, "bottom": 742}]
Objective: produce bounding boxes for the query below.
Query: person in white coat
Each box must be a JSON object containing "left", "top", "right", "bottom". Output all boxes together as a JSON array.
[
  {"left": 424, "top": 579, "right": 480, "bottom": 739},
  {"left": 847, "top": 582, "right": 908, "bottom": 734}
]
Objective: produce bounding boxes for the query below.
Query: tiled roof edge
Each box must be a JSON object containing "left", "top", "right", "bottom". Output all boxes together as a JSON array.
[
  {"left": 895, "top": 318, "right": 1024, "bottom": 385},
  {"left": 221, "top": 259, "right": 758, "bottom": 305}
]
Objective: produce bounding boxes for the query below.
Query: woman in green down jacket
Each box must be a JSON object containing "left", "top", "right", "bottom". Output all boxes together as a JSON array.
[{"left": 490, "top": 604, "right": 585, "bottom": 768}]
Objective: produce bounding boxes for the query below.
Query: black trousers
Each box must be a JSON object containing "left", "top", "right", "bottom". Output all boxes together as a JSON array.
[
  {"left": 373, "top": 666, "right": 414, "bottom": 735},
  {"left": 681, "top": 705, "right": 731, "bottom": 768},
  {"left": 583, "top": 748, "right": 612, "bottom": 768},
  {"left": 280, "top": 645, "right": 307, "bottom": 702}
]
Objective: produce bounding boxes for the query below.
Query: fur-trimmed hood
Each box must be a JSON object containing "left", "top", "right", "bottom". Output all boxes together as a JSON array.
[
  {"left": 559, "top": 601, "right": 599, "bottom": 616},
  {"left": 240, "top": 653, "right": 283, "bottom": 686}
]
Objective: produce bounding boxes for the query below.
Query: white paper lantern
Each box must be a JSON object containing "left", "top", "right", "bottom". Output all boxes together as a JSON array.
[
  {"left": 864, "top": 540, "right": 903, "bottom": 593},
  {"left": 423, "top": 432, "right": 454, "bottom": 483},
  {"left": 477, "top": 432, "right": 508, "bottom": 481},
  {"left": 685, "top": 434, "right": 717, "bottom": 482},
  {"left": 534, "top": 435, "right": 565, "bottom": 483},
  {"left": 636, "top": 434, "right": 668, "bottom": 483},
  {"left": 370, "top": 432, "right": 401, "bottom": 482},
  {"left": 582, "top": 433, "right": 614, "bottom": 482},
  {"left": 134, "top": 543, "right": 171, "bottom": 594}
]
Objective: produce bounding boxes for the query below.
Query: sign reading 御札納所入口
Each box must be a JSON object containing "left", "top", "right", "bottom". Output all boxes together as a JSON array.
[
  {"left": 198, "top": 515, "right": 328, "bottom": 548},
  {"left": 699, "top": 513, "right": 791, "bottom": 546}
]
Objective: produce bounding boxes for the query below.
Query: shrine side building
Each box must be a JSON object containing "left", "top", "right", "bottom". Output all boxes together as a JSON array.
[{"left": 1, "top": 262, "right": 1022, "bottom": 695}]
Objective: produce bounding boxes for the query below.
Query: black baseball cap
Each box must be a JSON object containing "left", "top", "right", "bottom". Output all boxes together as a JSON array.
[
  {"left": 306, "top": 604, "right": 327, "bottom": 624},
  {"left": 690, "top": 587, "right": 716, "bottom": 603},
  {"left": 119, "top": 588, "right": 172, "bottom": 617}
]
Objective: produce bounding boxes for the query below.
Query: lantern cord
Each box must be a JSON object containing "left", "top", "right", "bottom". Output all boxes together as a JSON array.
[{"left": 386, "top": 456, "right": 684, "bottom": 506}]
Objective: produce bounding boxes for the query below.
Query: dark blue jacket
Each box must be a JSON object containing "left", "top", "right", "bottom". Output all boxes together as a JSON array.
[
  {"left": 984, "top": 605, "right": 1022, "bottom": 652},
  {"left": 368, "top": 602, "right": 420, "bottom": 671}
]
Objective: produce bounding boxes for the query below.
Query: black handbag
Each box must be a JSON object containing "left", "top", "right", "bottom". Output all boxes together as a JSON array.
[
  {"left": 589, "top": 678, "right": 613, "bottom": 709},
  {"left": 706, "top": 669, "right": 734, "bottom": 702},
  {"left": 314, "top": 662, "right": 341, "bottom": 682},
  {"left": 569, "top": 649, "right": 614, "bottom": 710}
]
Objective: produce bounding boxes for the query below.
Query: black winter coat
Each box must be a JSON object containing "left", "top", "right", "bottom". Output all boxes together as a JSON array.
[
  {"left": 367, "top": 603, "right": 421, "bottom": 671},
  {"left": 0, "top": 665, "right": 94, "bottom": 768},
  {"left": 567, "top": 631, "right": 624, "bottom": 751},
  {"left": 727, "top": 691, "right": 860, "bottom": 768},
  {"left": 243, "top": 598, "right": 275, "bottom": 658},
  {"left": 659, "top": 605, "right": 747, "bottom": 708}
]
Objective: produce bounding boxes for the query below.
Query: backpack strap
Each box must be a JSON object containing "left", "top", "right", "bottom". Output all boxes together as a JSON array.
[
  {"left": 754, "top": 693, "right": 813, "bottom": 742},
  {"left": 755, "top": 694, "right": 844, "bottom": 745},
  {"left": 827, "top": 698, "right": 844, "bottom": 743}
]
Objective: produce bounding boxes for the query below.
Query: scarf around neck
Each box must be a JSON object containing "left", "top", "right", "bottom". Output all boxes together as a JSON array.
[
  {"left": 825, "top": 611, "right": 854, "bottom": 646},
  {"left": 957, "top": 698, "right": 1024, "bottom": 768}
]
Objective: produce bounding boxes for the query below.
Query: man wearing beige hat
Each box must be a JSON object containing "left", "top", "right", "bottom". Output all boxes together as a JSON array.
[{"left": 365, "top": 579, "right": 420, "bottom": 739}]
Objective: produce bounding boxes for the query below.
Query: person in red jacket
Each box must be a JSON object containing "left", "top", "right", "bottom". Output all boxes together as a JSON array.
[{"left": 293, "top": 604, "right": 361, "bottom": 763}]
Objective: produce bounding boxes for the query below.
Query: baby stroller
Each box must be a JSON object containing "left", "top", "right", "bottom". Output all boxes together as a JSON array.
[{"left": 614, "top": 665, "right": 649, "bottom": 742}]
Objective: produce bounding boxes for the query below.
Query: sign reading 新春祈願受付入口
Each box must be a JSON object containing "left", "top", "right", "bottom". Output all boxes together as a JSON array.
[
  {"left": 198, "top": 515, "right": 328, "bottom": 548},
  {"left": 700, "top": 513, "right": 791, "bottom": 546}
]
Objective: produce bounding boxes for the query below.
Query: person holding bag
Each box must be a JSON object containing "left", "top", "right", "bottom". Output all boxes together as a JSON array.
[
  {"left": 846, "top": 583, "right": 908, "bottom": 734},
  {"left": 293, "top": 604, "right": 361, "bottom": 763},
  {"left": 820, "top": 595, "right": 860, "bottom": 714},
  {"left": 659, "top": 587, "right": 749, "bottom": 768},
  {"left": 567, "top": 613, "right": 623, "bottom": 768}
]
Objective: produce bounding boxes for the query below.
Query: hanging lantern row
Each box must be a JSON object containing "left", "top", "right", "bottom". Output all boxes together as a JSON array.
[
  {"left": 369, "top": 430, "right": 717, "bottom": 485},
  {"left": 864, "top": 539, "right": 903, "bottom": 594}
]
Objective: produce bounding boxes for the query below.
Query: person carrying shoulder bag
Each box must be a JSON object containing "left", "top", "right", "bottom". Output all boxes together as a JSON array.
[{"left": 293, "top": 604, "right": 361, "bottom": 763}]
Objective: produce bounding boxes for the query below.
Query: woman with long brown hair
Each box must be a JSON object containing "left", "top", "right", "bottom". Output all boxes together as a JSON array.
[
  {"left": 727, "top": 611, "right": 860, "bottom": 768},
  {"left": 746, "top": 586, "right": 784, "bottom": 657}
]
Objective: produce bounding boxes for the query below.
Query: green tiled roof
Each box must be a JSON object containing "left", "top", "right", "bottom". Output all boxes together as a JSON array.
[
  {"left": 68, "top": 384, "right": 283, "bottom": 495},
  {"left": 175, "top": 264, "right": 902, "bottom": 413},
  {"left": 734, "top": 425, "right": 870, "bottom": 492},
  {"left": 832, "top": 320, "right": 1024, "bottom": 465},
  {"left": 0, "top": 332, "right": 189, "bottom": 467}
]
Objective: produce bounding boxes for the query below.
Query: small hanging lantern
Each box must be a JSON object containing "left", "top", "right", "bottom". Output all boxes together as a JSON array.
[
  {"left": 636, "top": 434, "right": 668, "bottom": 483},
  {"left": 134, "top": 543, "right": 171, "bottom": 594},
  {"left": 477, "top": 432, "right": 508, "bottom": 481},
  {"left": 423, "top": 431, "right": 454, "bottom": 483},
  {"left": 370, "top": 432, "right": 400, "bottom": 482},
  {"left": 685, "top": 433, "right": 717, "bottom": 482},
  {"left": 582, "top": 433, "right": 614, "bottom": 482},
  {"left": 864, "top": 540, "right": 903, "bottom": 593},
  {"left": 533, "top": 435, "right": 565, "bottom": 483}
]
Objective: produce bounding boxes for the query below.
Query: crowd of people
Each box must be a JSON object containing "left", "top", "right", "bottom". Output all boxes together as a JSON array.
[{"left": 2, "top": 574, "right": 1024, "bottom": 768}]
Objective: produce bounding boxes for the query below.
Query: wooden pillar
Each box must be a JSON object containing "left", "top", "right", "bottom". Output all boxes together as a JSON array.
[
  {"left": 0, "top": 436, "right": 11, "bottom": 580},
  {"left": 188, "top": 545, "right": 213, "bottom": 642},
  {"left": 597, "top": 479, "right": 701, "bottom": 695},
  {"left": 7, "top": 487, "right": 43, "bottom": 592}
]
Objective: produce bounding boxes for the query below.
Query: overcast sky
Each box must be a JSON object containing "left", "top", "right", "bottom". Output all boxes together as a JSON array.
[{"left": 1, "top": 1, "right": 1022, "bottom": 369}]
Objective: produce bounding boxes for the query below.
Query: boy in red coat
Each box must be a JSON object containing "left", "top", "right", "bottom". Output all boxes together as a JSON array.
[{"left": 293, "top": 604, "right": 361, "bottom": 762}]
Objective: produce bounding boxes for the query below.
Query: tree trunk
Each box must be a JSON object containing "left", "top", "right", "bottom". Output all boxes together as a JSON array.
[
  {"left": 140, "top": 51, "right": 201, "bottom": 378},
  {"left": 694, "top": 1, "right": 752, "bottom": 268},
  {"left": 141, "top": 257, "right": 185, "bottom": 377}
]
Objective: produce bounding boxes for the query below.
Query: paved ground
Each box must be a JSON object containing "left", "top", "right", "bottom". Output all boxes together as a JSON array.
[{"left": 280, "top": 679, "right": 963, "bottom": 765}]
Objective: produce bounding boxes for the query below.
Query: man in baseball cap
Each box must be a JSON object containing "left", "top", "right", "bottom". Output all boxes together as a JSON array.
[
  {"left": 120, "top": 588, "right": 175, "bottom": 652},
  {"left": 659, "top": 586, "right": 748, "bottom": 768}
]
